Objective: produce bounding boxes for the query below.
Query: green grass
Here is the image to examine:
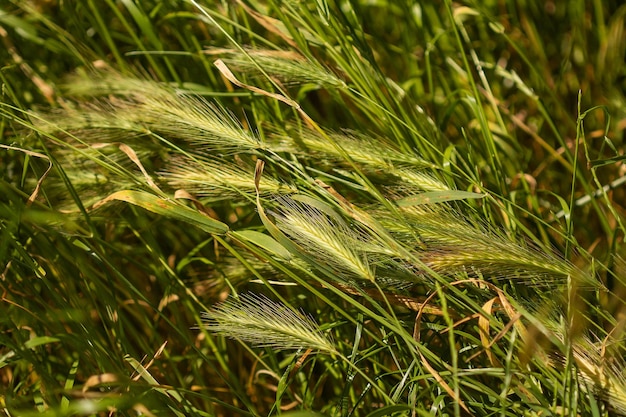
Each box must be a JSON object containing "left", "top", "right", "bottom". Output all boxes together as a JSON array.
[{"left": 1, "top": 0, "right": 625, "bottom": 416}]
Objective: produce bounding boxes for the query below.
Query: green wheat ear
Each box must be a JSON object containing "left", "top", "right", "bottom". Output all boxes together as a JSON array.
[
  {"left": 573, "top": 338, "right": 626, "bottom": 415},
  {"left": 202, "top": 293, "right": 336, "bottom": 354},
  {"left": 205, "top": 48, "right": 347, "bottom": 89}
]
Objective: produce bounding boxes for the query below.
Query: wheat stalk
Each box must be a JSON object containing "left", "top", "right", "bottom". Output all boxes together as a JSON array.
[
  {"left": 272, "top": 197, "right": 376, "bottom": 282},
  {"left": 203, "top": 292, "right": 336, "bottom": 353}
]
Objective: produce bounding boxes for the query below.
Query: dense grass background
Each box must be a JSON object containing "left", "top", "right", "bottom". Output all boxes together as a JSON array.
[{"left": 1, "top": 1, "right": 625, "bottom": 416}]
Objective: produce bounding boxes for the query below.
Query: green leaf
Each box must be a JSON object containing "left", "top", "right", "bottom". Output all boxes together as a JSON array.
[
  {"left": 231, "top": 230, "right": 293, "bottom": 260},
  {"left": 119, "top": 0, "right": 162, "bottom": 49},
  {"left": 590, "top": 154, "right": 626, "bottom": 167},
  {"left": 24, "top": 336, "right": 61, "bottom": 349},
  {"left": 97, "top": 190, "right": 229, "bottom": 234},
  {"left": 0, "top": 337, "right": 61, "bottom": 368},
  {"left": 365, "top": 404, "right": 413, "bottom": 417}
]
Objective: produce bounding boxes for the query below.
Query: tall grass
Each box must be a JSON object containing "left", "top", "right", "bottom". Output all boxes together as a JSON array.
[{"left": 1, "top": 0, "right": 625, "bottom": 416}]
